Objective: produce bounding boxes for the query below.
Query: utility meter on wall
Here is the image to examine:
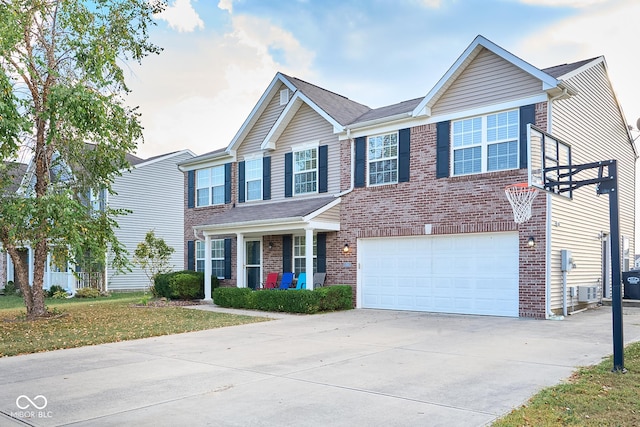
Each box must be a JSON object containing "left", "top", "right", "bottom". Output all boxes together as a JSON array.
[{"left": 561, "top": 249, "right": 575, "bottom": 272}]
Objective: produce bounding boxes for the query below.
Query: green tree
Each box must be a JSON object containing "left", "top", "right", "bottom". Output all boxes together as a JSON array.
[
  {"left": 133, "top": 230, "right": 175, "bottom": 290},
  {"left": 0, "top": 0, "right": 165, "bottom": 318}
]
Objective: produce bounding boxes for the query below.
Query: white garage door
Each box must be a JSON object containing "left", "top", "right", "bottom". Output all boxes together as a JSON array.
[{"left": 359, "top": 232, "right": 519, "bottom": 317}]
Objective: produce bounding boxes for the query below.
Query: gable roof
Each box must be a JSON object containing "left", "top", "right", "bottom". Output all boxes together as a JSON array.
[
  {"left": 412, "top": 35, "right": 563, "bottom": 118},
  {"left": 283, "top": 74, "right": 371, "bottom": 126}
]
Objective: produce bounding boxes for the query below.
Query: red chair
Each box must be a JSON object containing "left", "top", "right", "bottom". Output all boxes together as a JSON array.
[{"left": 263, "top": 272, "right": 279, "bottom": 289}]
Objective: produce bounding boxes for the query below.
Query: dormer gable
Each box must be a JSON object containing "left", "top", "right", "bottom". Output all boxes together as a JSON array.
[{"left": 412, "top": 35, "right": 565, "bottom": 118}]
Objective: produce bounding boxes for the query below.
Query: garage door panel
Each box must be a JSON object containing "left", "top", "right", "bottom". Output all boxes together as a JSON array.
[{"left": 360, "top": 233, "right": 519, "bottom": 317}]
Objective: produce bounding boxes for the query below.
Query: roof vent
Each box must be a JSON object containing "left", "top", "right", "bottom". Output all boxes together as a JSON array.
[{"left": 280, "top": 89, "right": 289, "bottom": 106}]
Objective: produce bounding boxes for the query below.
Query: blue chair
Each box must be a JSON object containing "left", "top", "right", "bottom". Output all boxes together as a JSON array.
[
  {"left": 279, "top": 272, "right": 294, "bottom": 290},
  {"left": 295, "top": 273, "right": 306, "bottom": 290}
]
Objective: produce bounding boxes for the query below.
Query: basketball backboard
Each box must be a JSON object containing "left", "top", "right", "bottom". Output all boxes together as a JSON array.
[{"left": 527, "top": 124, "right": 572, "bottom": 199}]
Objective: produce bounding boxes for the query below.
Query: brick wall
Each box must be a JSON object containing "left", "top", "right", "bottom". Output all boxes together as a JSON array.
[
  {"left": 338, "top": 102, "right": 549, "bottom": 318},
  {"left": 184, "top": 163, "right": 238, "bottom": 287}
]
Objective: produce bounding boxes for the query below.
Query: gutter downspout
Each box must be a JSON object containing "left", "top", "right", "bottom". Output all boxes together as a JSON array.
[
  {"left": 546, "top": 89, "right": 569, "bottom": 320},
  {"left": 335, "top": 128, "right": 355, "bottom": 197}
]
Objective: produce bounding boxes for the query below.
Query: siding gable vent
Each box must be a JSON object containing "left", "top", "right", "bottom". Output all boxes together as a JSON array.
[{"left": 280, "top": 89, "right": 290, "bottom": 106}]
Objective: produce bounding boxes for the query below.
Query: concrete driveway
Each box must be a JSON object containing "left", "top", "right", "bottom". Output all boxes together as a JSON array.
[{"left": 2, "top": 306, "right": 640, "bottom": 427}]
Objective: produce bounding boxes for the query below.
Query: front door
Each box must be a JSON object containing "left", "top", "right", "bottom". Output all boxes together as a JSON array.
[{"left": 245, "top": 240, "right": 261, "bottom": 290}]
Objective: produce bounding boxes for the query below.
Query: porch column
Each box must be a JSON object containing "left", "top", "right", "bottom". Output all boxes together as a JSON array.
[
  {"left": 236, "top": 233, "right": 245, "bottom": 288},
  {"left": 28, "top": 247, "right": 33, "bottom": 286},
  {"left": 204, "top": 235, "right": 212, "bottom": 301},
  {"left": 46, "top": 253, "right": 51, "bottom": 289},
  {"left": 305, "top": 227, "right": 314, "bottom": 290}
]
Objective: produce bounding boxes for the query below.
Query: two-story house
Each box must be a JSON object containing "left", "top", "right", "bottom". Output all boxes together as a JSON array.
[
  {"left": 180, "top": 35, "right": 635, "bottom": 319},
  {"left": 2, "top": 148, "right": 194, "bottom": 293}
]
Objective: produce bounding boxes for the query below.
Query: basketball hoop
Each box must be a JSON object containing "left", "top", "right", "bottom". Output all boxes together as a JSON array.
[{"left": 505, "top": 183, "right": 539, "bottom": 224}]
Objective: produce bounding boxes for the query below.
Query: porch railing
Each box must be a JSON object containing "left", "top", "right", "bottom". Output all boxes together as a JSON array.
[{"left": 76, "top": 272, "right": 105, "bottom": 292}]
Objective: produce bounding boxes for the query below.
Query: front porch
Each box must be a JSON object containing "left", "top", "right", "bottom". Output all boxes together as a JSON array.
[
  {"left": 5, "top": 250, "right": 105, "bottom": 294},
  {"left": 193, "top": 196, "right": 342, "bottom": 300}
]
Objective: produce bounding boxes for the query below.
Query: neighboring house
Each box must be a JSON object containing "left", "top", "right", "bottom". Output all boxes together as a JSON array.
[
  {"left": 106, "top": 149, "right": 195, "bottom": 291},
  {"left": 2, "top": 149, "right": 194, "bottom": 293},
  {"left": 635, "top": 255, "right": 640, "bottom": 270},
  {"left": 179, "top": 35, "right": 635, "bottom": 319}
]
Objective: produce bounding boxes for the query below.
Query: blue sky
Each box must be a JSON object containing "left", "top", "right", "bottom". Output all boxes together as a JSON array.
[{"left": 125, "top": 0, "right": 640, "bottom": 158}]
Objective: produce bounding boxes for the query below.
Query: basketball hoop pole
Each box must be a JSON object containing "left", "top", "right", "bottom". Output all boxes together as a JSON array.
[
  {"left": 595, "top": 160, "right": 625, "bottom": 372},
  {"left": 541, "top": 158, "right": 624, "bottom": 372}
]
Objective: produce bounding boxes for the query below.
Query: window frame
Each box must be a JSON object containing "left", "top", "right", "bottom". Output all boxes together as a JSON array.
[
  {"left": 451, "top": 109, "right": 520, "bottom": 176},
  {"left": 196, "top": 239, "right": 225, "bottom": 279},
  {"left": 244, "top": 158, "right": 263, "bottom": 202},
  {"left": 293, "top": 235, "right": 317, "bottom": 276},
  {"left": 293, "top": 147, "right": 318, "bottom": 196},
  {"left": 367, "top": 131, "right": 399, "bottom": 186},
  {"left": 196, "top": 166, "right": 225, "bottom": 207}
]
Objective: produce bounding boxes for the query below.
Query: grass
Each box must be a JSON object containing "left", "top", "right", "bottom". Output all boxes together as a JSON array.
[
  {"left": 0, "top": 292, "right": 269, "bottom": 357},
  {"left": 493, "top": 341, "right": 640, "bottom": 426}
]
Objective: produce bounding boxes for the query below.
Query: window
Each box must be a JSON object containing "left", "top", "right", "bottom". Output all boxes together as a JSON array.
[
  {"left": 245, "top": 159, "right": 262, "bottom": 201},
  {"left": 196, "top": 166, "right": 225, "bottom": 207},
  {"left": 196, "top": 240, "right": 225, "bottom": 278},
  {"left": 294, "top": 148, "right": 317, "bottom": 195},
  {"left": 368, "top": 132, "right": 398, "bottom": 185},
  {"left": 293, "top": 235, "right": 317, "bottom": 275},
  {"left": 452, "top": 110, "right": 519, "bottom": 175}
]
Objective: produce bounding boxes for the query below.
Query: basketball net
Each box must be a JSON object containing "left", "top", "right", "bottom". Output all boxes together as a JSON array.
[{"left": 505, "top": 183, "right": 539, "bottom": 224}]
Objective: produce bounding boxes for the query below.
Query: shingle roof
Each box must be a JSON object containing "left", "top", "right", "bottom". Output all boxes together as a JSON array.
[
  {"left": 350, "top": 98, "right": 423, "bottom": 125},
  {"left": 542, "top": 57, "right": 599, "bottom": 78},
  {"left": 194, "top": 196, "right": 337, "bottom": 227},
  {"left": 1, "top": 162, "right": 28, "bottom": 194},
  {"left": 283, "top": 74, "right": 371, "bottom": 126}
]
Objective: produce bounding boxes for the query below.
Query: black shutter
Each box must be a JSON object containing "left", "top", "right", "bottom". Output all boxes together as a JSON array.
[
  {"left": 282, "top": 235, "right": 292, "bottom": 272},
  {"left": 224, "top": 163, "right": 232, "bottom": 204},
  {"left": 519, "top": 104, "right": 536, "bottom": 169},
  {"left": 355, "top": 137, "right": 366, "bottom": 187},
  {"left": 238, "top": 161, "right": 245, "bottom": 203},
  {"left": 436, "top": 121, "right": 450, "bottom": 178},
  {"left": 316, "top": 233, "right": 326, "bottom": 273},
  {"left": 318, "top": 145, "right": 328, "bottom": 193},
  {"left": 284, "top": 152, "right": 293, "bottom": 197},
  {"left": 187, "top": 240, "right": 195, "bottom": 271},
  {"left": 263, "top": 156, "right": 271, "bottom": 200},
  {"left": 224, "top": 238, "right": 232, "bottom": 279},
  {"left": 187, "top": 170, "right": 195, "bottom": 208},
  {"left": 398, "top": 128, "right": 410, "bottom": 183}
]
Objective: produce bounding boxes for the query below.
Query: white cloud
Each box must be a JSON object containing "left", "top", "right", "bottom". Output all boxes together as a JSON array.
[
  {"left": 518, "top": 0, "right": 640, "bottom": 128},
  {"left": 217, "top": 0, "right": 234, "bottom": 13},
  {"left": 127, "top": 14, "right": 315, "bottom": 158},
  {"left": 156, "top": 0, "right": 204, "bottom": 33}
]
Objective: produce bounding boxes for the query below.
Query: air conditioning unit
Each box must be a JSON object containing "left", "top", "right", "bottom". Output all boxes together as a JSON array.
[{"left": 578, "top": 286, "right": 598, "bottom": 302}]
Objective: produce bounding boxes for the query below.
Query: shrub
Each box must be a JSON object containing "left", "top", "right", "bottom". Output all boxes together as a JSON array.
[
  {"left": 153, "top": 271, "right": 220, "bottom": 299},
  {"left": 316, "top": 286, "right": 353, "bottom": 311},
  {"left": 4, "top": 281, "right": 17, "bottom": 295},
  {"left": 169, "top": 273, "right": 201, "bottom": 300},
  {"left": 212, "top": 285, "right": 353, "bottom": 314},
  {"left": 74, "top": 287, "right": 100, "bottom": 298},
  {"left": 52, "top": 290, "right": 69, "bottom": 299},
  {"left": 213, "top": 287, "right": 253, "bottom": 308},
  {"left": 47, "top": 285, "right": 67, "bottom": 298}
]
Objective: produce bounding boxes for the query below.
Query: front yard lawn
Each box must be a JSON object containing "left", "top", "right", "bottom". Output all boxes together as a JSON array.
[
  {"left": 0, "top": 292, "right": 269, "bottom": 357},
  {"left": 493, "top": 341, "right": 640, "bottom": 426}
]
